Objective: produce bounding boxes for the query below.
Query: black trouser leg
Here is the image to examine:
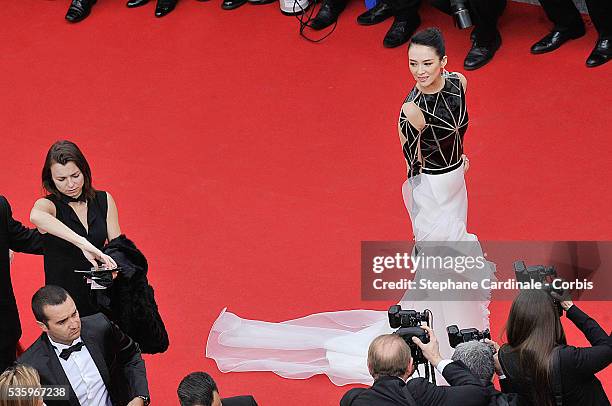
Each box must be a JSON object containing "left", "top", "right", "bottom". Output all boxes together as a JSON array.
[
  {"left": 320, "top": 0, "right": 345, "bottom": 9},
  {"left": 0, "top": 343, "right": 17, "bottom": 373},
  {"left": 430, "top": 0, "right": 451, "bottom": 14},
  {"left": 586, "top": 0, "right": 612, "bottom": 37},
  {"left": 468, "top": 0, "right": 506, "bottom": 44},
  {"left": 538, "top": 0, "right": 584, "bottom": 32},
  {"left": 385, "top": 0, "right": 420, "bottom": 22}
]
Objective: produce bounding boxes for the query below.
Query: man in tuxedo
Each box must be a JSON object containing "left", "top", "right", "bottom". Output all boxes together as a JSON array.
[
  {"left": 177, "top": 372, "right": 258, "bottom": 406},
  {"left": 18, "top": 285, "right": 150, "bottom": 406},
  {"left": 530, "top": 0, "right": 611, "bottom": 67},
  {"left": 340, "top": 325, "right": 490, "bottom": 406},
  {"left": 0, "top": 195, "right": 43, "bottom": 373}
]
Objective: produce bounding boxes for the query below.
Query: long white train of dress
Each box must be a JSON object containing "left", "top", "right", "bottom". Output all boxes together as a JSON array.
[{"left": 206, "top": 165, "right": 494, "bottom": 386}]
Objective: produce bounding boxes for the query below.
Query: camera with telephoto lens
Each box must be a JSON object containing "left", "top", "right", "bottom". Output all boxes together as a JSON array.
[
  {"left": 513, "top": 260, "right": 564, "bottom": 316},
  {"left": 450, "top": 0, "right": 473, "bottom": 29},
  {"left": 388, "top": 305, "right": 430, "bottom": 365},
  {"left": 446, "top": 325, "right": 491, "bottom": 348}
]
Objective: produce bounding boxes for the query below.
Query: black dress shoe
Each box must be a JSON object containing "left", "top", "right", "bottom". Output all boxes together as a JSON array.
[
  {"left": 464, "top": 32, "right": 501, "bottom": 70},
  {"left": 586, "top": 37, "right": 612, "bottom": 68},
  {"left": 530, "top": 28, "right": 585, "bottom": 54},
  {"left": 248, "top": 0, "right": 276, "bottom": 5},
  {"left": 155, "top": 0, "right": 177, "bottom": 16},
  {"left": 356, "top": 1, "right": 392, "bottom": 26},
  {"left": 222, "top": 0, "right": 247, "bottom": 9},
  {"left": 65, "top": 0, "right": 97, "bottom": 22},
  {"left": 310, "top": 0, "right": 345, "bottom": 30},
  {"left": 383, "top": 17, "right": 420, "bottom": 48},
  {"left": 127, "top": 0, "right": 149, "bottom": 7}
]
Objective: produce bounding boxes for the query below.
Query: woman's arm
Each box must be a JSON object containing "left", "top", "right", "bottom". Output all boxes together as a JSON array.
[
  {"left": 399, "top": 102, "right": 425, "bottom": 177},
  {"left": 106, "top": 192, "right": 121, "bottom": 241},
  {"left": 454, "top": 71, "right": 468, "bottom": 93},
  {"left": 562, "top": 304, "right": 612, "bottom": 375},
  {"left": 31, "top": 198, "right": 82, "bottom": 243},
  {"left": 30, "top": 198, "right": 117, "bottom": 269},
  {"left": 566, "top": 304, "right": 612, "bottom": 346},
  {"left": 453, "top": 72, "right": 469, "bottom": 171}
]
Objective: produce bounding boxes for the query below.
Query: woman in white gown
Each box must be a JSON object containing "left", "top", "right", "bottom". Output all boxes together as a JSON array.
[{"left": 206, "top": 28, "right": 494, "bottom": 386}]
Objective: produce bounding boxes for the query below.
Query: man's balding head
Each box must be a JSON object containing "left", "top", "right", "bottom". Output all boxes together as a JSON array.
[{"left": 367, "top": 334, "right": 414, "bottom": 380}]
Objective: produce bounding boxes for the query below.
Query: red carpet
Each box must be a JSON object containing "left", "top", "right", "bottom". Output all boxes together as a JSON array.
[{"left": 3, "top": 0, "right": 611, "bottom": 404}]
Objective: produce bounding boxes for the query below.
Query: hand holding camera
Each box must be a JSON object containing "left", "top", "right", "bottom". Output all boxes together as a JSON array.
[
  {"left": 412, "top": 325, "right": 443, "bottom": 368},
  {"left": 484, "top": 338, "right": 504, "bottom": 377},
  {"left": 550, "top": 287, "right": 574, "bottom": 312}
]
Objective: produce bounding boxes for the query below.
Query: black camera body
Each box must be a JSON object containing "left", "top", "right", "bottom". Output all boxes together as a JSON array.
[
  {"left": 513, "top": 260, "right": 564, "bottom": 316},
  {"left": 450, "top": 0, "right": 473, "bottom": 29},
  {"left": 388, "top": 305, "right": 429, "bottom": 329},
  {"left": 446, "top": 325, "right": 490, "bottom": 348},
  {"left": 396, "top": 327, "right": 430, "bottom": 365},
  {"left": 388, "top": 305, "right": 430, "bottom": 365}
]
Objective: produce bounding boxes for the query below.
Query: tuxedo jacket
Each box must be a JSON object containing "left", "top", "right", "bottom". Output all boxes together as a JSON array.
[
  {"left": 223, "top": 395, "right": 258, "bottom": 406},
  {"left": 500, "top": 305, "right": 612, "bottom": 406},
  {"left": 0, "top": 195, "right": 43, "bottom": 370},
  {"left": 340, "top": 360, "right": 489, "bottom": 406},
  {"left": 18, "top": 313, "right": 149, "bottom": 406}
]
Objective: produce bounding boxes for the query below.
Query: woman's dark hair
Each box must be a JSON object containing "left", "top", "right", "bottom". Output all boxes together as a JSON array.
[
  {"left": 409, "top": 27, "right": 446, "bottom": 59},
  {"left": 42, "top": 140, "right": 95, "bottom": 200},
  {"left": 506, "top": 289, "right": 567, "bottom": 406}
]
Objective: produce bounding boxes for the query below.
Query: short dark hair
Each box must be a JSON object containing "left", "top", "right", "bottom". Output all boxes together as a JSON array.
[
  {"left": 32, "top": 285, "right": 70, "bottom": 325},
  {"left": 42, "top": 140, "right": 96, "bottom": 200},
  {"left": 177, "top": 372, "right": 219, "bottom": 406},
  {"left": 409, "top": 27, "right": 446, "bottom": 59}
]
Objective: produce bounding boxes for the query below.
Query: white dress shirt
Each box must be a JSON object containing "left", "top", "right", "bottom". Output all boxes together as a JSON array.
[
  {"left": 435, "top": 359, "right": 453, "bottom": 374},
  {"left": 49, "top": 336, "right": 112, "bottom": 406}
]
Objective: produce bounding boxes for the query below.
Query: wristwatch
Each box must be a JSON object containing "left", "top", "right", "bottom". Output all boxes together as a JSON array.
[{"left": 137, "top": 395, "right": 150, "bottom": 405}]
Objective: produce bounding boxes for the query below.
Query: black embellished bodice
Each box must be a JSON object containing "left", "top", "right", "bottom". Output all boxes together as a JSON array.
[{"left": 398, "top": 72, "right": 468, "bottom": 177}]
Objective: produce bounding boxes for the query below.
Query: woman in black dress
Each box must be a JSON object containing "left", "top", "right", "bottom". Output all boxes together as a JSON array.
[{"left": 30, "top": 140, "right": 119, "bottom": 316}]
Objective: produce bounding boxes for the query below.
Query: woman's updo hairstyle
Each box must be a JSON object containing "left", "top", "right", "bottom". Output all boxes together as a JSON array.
[{"left": 409, "top": 27, "right": 446, "bottom": 59}]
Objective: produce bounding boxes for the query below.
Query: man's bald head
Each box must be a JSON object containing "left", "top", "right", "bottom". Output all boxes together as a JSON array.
[{"left": 367, "top": 334, "right": 413, "bottom": 380}]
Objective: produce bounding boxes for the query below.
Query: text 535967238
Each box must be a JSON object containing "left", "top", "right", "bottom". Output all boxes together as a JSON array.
[{"left": 3, "top": 385, "right": 70, "bottom": 400}]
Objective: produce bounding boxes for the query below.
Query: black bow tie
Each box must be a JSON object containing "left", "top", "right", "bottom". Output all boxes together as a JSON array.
[{"left": 59, "top": 342, "right": 84, "bottom": 360}]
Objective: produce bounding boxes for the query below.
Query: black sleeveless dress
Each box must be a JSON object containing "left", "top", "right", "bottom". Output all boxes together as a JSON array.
[
  {"left": 43, "top": 191, "right": 108, "bottom": 316},
  {"left": 398, "top": 72, "right": 468, "bottom": 178}
]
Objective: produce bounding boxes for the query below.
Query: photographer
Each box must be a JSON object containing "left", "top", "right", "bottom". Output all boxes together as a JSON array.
[
  {"left": 452, "top": 341, "right": 518, "bottom": 406},
  {"left": 340, "top": 325, "right": 489, "bottom": 406},
  {"left": 496, "top": 289, "right": 612, "bottom": 406}
]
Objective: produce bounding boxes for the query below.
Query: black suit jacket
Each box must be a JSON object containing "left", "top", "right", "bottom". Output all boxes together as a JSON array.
[
  {"left": 340, "top": 360, "right": 489, "bottom": 406},
  {"left": 499, "top": 305, "right": 612, "bottom": 406},
  {"left": 0, "top": 195, "right": 43, "bottom": 370},
  {"left": 222, "top": 395, "right": 258, "bottom": 406},
  {"left": 18, "top": 313, "right": 149, "bottom": 406}
]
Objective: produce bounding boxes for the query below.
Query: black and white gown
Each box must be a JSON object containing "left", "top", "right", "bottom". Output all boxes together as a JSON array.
[{"left": 206, "top": 72, "right": 494, "bottom": 386}]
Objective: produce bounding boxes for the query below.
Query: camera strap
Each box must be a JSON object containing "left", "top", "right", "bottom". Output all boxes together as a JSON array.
[{"left": 551, "top": 347, "right": 563, "bottom": 406}]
